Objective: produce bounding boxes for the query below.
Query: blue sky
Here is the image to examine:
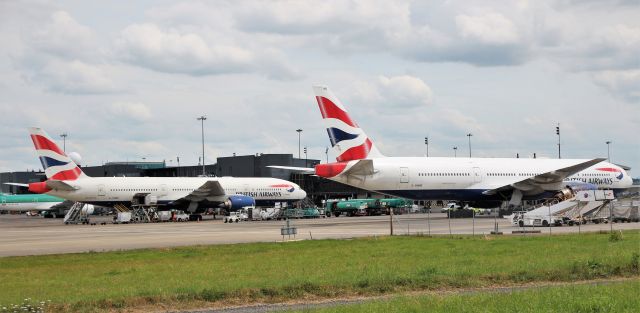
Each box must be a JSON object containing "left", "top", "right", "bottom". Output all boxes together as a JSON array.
[{"left": 0, "top": 1, "right": 638, "bottom": 176}]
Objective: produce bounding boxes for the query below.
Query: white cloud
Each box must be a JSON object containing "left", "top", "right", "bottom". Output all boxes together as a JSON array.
[
  {"left": 34, "top": 60, "right": 118, "bottom": 94},
  {"left": 377, "top": 75, "right": 433, "bottom": 107},
  {"left": 592, "top": 70, "right": 640, "bottom": 102},
  {"left": 117, "top": 23, "right": 253, "bottom": 75},
  {"left": 455, "top": 12, "right": 520, "bottom": 44},
  {"left": 352, "top": 75, "right": 433, "bottom": 109},
  {"left": 12, "top": 10, "right": 118, "bottom": 94},
  {"left": 110, "top": 102, "right": 153, "bottom": 121},
  {"left": 116, "top": 23, "right": 299, "bottom": 79},
  {"left": 29, "top": 11, "right": 99, "bottom": 61}
]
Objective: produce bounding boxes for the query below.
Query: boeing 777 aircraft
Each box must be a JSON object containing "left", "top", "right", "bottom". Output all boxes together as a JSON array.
[
  {"left": 272, "top": 86, "right": 632, "bottom": 208},
  {"left": 25, "top": 128, "right": 306, "bottom": 216}
]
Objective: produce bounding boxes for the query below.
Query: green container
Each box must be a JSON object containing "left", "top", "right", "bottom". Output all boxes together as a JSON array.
[
  {"left": 379, "top": 198, "right": 409, "bottom": 208},
  {"left": 302, "top": 208, "right": 320, "bottom": 218}
]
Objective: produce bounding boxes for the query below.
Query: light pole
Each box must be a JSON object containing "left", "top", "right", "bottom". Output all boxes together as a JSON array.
[
  {"left": 325, "top": 147, "right": 329, "bottom": 163},
  {"left": 197, "top": 116, "right": 207, "bottom": 176},
  {"left": 467, "top": 133, "right": 473, "bottom": 157},
  {"left": 606, "top": 141, "right": 612, "bottom": 162},
  {"left": 556, "top": 123, "right": 561, "bottom": 159},
  {"left": 304, "top": 146, "right": 308, "bottom": 167},
  {"left": 424, "top": 137, "right": 429, "bottom": 157},
  {"left": 60, "top": 133, "right": 68, "bottom": 153},
  {"left": 296, "top": 129, "right": 303, "bottom": 158},
  {"left": 453, "top": 146, "right": 457, "bottom": 158}
]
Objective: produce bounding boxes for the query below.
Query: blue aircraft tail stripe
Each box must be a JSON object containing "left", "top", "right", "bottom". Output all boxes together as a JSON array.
[
  {"left": 39, "top": 156, "right": 69, "bottom": 169},
  {"left": 326, "top": 127, "right": 358, "bottom": 147}
]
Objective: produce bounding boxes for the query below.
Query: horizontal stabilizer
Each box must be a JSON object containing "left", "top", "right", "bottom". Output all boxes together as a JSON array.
[
  {"left": 342, "top": 159, "right": 375, "bottom": 176},
  {"left": 46, "top": 180, "right": 76, "bottom": 191},
  {"left": 267, "top": 165, "right": 315, "bottom": 174},
  {"left": 3, "top": 183, "right": 29, "bottom": 188}
]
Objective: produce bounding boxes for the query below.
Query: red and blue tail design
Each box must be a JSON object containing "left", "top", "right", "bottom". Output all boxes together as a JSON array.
[
  {"left": 29, "top": 127, "right": 87, "bottom": 180},
  {"left": 313, "top": 86, "right": 384, "bottom": 162}
]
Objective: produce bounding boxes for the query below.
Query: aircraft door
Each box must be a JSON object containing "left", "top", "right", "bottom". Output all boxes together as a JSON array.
[
  {"left": 400, "top": 167, "right": 410, "bottom": 184},
  {"left": 97, "top": 184, "right": 106, "bottom": 197},
  {"left": 472, "top": 167, "right": 482, "bottom": 183},
  {"left": 159, "top": 184, "right": 168, "bottom": 196}
]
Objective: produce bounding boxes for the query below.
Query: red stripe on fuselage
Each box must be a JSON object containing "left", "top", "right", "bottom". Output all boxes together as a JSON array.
[
  {"left": 336, "top": 138, "right": 373, "bottom": 162},
  {"left": 51, "top": 167, "right": 82, "bottom": 180},
  {"left": 596, "top": 167, "right": 621, "bottom": 172},
  {"left": 30, "top": 134, "right": 65, "bottom": 155},
  {"left": 316, "top": 96, "right": 357, "bottom": 127}
]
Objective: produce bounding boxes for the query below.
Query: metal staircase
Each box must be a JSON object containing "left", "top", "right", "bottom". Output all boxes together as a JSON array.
[
  {"left": 113, "top": 204, "right": 130, "bottom": 212},
  {"left": 63, "top": 202, "right": 89, "bottom": 224},
  {"left": 130, "top": 205, "right": 158, "bottom": 223},
  {"left": 297, "top": 197, "right": 315, "bottom": 208}
]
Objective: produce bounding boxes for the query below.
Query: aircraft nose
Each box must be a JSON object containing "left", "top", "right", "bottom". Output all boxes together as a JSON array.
[{"left": 299, "top": 188, "right": 307, "bottom": 198}]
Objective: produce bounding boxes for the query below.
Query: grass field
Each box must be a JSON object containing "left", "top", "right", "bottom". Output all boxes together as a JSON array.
[
  {"left": 291, "top": 280, "right": 640, "bottom": 313},
  {"left": 0, "top": 231, "right": 638, "bottom": 312}
]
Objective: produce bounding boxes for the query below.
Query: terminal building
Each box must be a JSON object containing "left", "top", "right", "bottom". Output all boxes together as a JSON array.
[{"left": 0, "top": 154, "right": 378, "bottom": 204}]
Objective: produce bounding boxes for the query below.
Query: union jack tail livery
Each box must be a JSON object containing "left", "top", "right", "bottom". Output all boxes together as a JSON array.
[
  {"left": 313, "top": 85, "right": 384, "bottom": 162},
  {"left": 29, "top": 127, "right": 87, "bottom": 180}
]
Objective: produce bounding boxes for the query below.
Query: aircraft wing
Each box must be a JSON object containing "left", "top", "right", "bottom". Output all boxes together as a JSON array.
[
  {"left": 178, "top": 180, "right": 227, "bottom": 202},
  {"left": 46, "top": 180, "right": 77, "bottom": 191},
  {"left": 267, "top": 165, "right": 315, "bottom": 174},
  {"left": 483, "top": 158, "right": 606, "bottom": 195}
]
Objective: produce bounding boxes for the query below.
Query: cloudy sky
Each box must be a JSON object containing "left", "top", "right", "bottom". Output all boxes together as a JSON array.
[{"left": 1, "top": 0, "right": 638, "bottom": 176}]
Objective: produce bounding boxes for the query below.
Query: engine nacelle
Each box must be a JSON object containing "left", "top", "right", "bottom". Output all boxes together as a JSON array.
[
  {"left": 81, "top": 204, "right": 95, "bottom": 215},
  {"left": 555, "top": 181, "right": 598, "bottom": 201},
  {"left": 220, "top": 195, "right": 255, "bottom": 210}
]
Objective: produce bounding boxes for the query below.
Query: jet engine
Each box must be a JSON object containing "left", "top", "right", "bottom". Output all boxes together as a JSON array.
[
  {"left": 81, "top": 204, "right": 95, "bottom": 215},
  {"left": 555, "top": 181, "right": 598, "bottom": 201},
  {"left": 219, "top": 195, "right": 256, "bottom": 210}
]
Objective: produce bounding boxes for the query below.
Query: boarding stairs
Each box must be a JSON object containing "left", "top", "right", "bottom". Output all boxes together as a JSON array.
[
  {"left": 296, "top": 197, "right": 315, "bottom": 209},
  {"left": 113, "top": 204, "right": 130, "bottom": 213},
  {"left": 559, "top": 200, "right": 606, "bottom": 223},
  {"left": 524, "top": 196, "right": 579, "bottom": 217},
  {"left": 130, "top": 205, "right": 158, "bottom": 223},
  {"left": 518, "top": 195, "right": 579, "bottom": 226},
  {"left": 63, "top": 202, "right": 89, "bottom": 224}
]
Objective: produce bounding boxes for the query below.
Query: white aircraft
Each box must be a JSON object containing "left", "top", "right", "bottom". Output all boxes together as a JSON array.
[
  {"left": 271, "top": 86, "right": 633, "bottom": 208},
  {"left": 25, "top": 128, "right": 307, "bottom": 215},
  {"left": 0, "top": 193, "right": 64, "bottom": 212}
]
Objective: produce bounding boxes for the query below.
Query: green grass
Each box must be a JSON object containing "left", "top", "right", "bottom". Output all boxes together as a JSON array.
[
  {"left": 0, "top": 231, "right": 638, "bottom": 312},
  {"left": 292, "top": 280, "right": 640, "bottom": 313}
]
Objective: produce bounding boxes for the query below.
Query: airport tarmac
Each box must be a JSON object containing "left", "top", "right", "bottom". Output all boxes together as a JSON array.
[{"left": 0, "top": 213, "right": 639, "bottom": 257}]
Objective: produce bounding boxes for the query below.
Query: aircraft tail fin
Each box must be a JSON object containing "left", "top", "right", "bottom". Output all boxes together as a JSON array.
[
  {"left": 312, "top": 85, "right": 384, "bottom": 162},
  {"left": 28, "top": 127, "right": 88, "bottom": 180}
]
